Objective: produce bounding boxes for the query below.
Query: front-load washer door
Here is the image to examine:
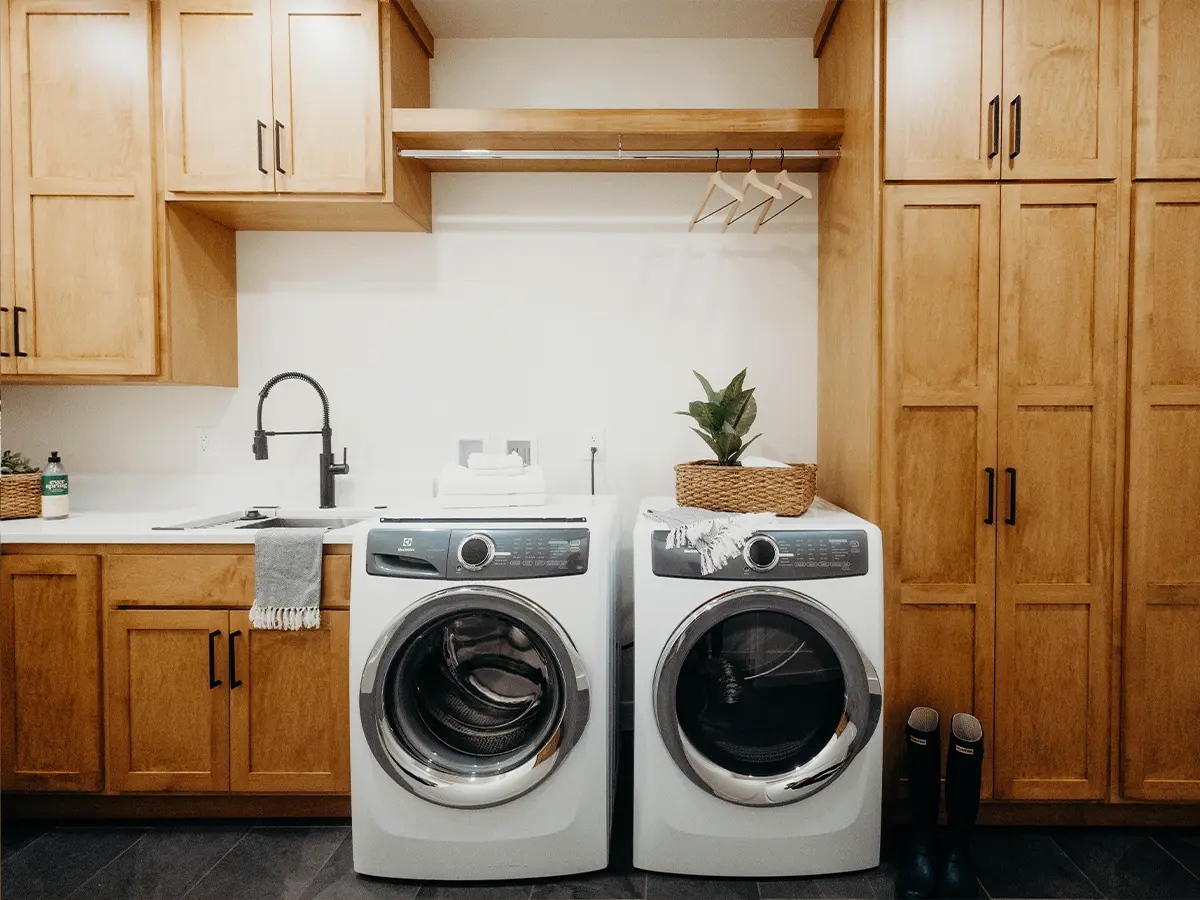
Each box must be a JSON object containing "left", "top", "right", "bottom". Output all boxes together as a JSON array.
[
  {"left": 360, "top": 585, "right": 590, "bottom": 809},
  {"left": 654, "top": 586, "right": 881, "bottom": 807}
]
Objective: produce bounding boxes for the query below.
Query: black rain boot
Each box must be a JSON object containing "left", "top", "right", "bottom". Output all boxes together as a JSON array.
[
  {"left": 895, "top": 707, "right": 940, "bottom": 899},
  {"left": 939, "top": 713, "right": 984, "bottom": 899}
]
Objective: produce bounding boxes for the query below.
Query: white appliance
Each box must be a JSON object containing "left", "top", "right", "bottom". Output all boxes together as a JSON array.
[
  {"left": 350, "top": 497, "right": 618, "bottom": 881},
  {"left": 633, "top": 497, "right": 883, "bottom": 877}
]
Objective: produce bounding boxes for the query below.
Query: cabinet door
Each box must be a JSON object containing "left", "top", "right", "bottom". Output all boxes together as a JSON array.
[
  {"left": 161, "top": 0, "right": 275, "bottom": 193},
  {"left": 0, "top": 556, "right": 102, "bottom": 791},
  {"left": 1134, "top": 0, "right": 1200, "bottom": 179},
  {"left": 1125, "top": 183, "right": 1200, "bottom": 801},
  {"left": 884, "top": 0, "right": 1003, "bottom": 181},
  {"left": 7, "top": 0, "right": 157, "bottom": 375},
  {"left": 0, "top": 0, "right": 15, "bottom": 373},
  {"left": 106, "top": 609, "right": 230, "bottom": 792},
  {"left": 881, "top": 185, "right": 999, "bottom": 795},
  {"left": 270, "top": 0, "right": 383, "bottom": 194},
  {"left": 1001, "top": 0, "right": 1122, "bottom": 179},
  {"left": 229, "top": 611, "right": 350, "bottom": 792},
  {"left": 994, "top": 184, "right": 1117, "bottom": 800}
]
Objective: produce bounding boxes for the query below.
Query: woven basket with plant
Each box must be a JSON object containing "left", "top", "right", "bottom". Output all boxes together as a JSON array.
[
  {"left": 1, "top": 449, "right": 41, "bottom": 520},
  {"left": 674, "top": 369, "right": 817, "bottom": 516}
]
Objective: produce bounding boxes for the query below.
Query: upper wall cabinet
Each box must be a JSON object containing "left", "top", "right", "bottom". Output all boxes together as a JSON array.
[
  {"left": 885, "top": 0, "right": 1123, "bottom": 181},
  {"left": 1134, "top": 0, "right": 1200, "bottom": 179},
  {"left": 161, "top": 0, "right": 383, "bottom": 195}
]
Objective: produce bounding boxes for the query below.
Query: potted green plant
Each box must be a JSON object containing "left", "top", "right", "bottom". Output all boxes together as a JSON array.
[
  {"left": 674, "top": 369, "right": 817, "bottom": 515},
  {"left": 1, "top": 449, "right": 42, "bottom": 520}
]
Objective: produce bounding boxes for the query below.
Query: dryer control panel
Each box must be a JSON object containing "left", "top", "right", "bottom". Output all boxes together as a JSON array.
[
  {"left": 366, "top": 527, "right": 590, "bottom": 580},
  {"left": 651, "top": 529, "right": 869, "bottom": 580}
]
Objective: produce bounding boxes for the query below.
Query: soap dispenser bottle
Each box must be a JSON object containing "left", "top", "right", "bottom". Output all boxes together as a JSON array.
[{"left": 41, "top": 451, "right": 69, "bottom": 520}]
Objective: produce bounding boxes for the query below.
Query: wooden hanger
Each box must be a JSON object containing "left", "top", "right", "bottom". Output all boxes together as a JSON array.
[
  {"left": 753, "top": 150, "right": 813, "bottom": 233},
  {"left": 689, "top": 150, "right": 745, "bottom": 232},
  {"left": 723, "top": 149, "right": 783, "bottom": 233}
]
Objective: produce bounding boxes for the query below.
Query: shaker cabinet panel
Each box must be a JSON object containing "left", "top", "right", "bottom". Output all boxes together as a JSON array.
[
  {"left": 1134, "top": 0, "right": 1200, "bottom": 178},
  {"left": 993, "top": 183, "right": 1117, "bottom": 800},
  {"left": 161, "top": 0, "right": 275, "bottom": 193},
  {"left": 1125, "top": 183, "right": 1200, "bottom": 801},
  {"left": 884, "top": 0, "right": 1003, "bottom": 180}
]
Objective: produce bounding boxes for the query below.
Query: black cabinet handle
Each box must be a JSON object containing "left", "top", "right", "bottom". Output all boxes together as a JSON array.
[
  {"left": 988, "top": 95, "right": 1000, "bottom": 159},
  {"left": 1005, "top": 467, "right": 1017, "bottom": 525},
  {"left": 984, "top": 467, "right": 996, "bottom": 525},
  {"left": 228, "top": 630, "right": 243, "bottom": 689},
  {"left": 208, "top": 630, "right": 222, "bottom": 689},
  {"left": 257, "top": 120, "right": 269, "bottom": 174},
  {"left": 274, "top": 120, "right": 286, "bottom": 174},
  {"left": 13, "top": 307, "right": 27, "bottom": 357},
  {"left": 1009, "top": 95, "right": 1022, "bottom": 159},
  {"left": 0, "top": 306, "right": 8, "bottom": 357}
]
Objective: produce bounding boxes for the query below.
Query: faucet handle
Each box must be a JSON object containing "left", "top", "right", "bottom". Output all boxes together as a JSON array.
[{"left": 330, "top": 447, "right": 350, "bottom": 476}]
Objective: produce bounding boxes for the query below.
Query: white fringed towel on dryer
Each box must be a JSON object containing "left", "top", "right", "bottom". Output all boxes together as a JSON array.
[{"left": 644, "top": 507, "right": 778, "bottom": 576}]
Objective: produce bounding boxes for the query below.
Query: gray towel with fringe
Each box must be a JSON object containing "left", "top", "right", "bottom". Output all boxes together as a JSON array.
[
  {"left": 251, "top": 528, "right": 325, "bottom": 630},
  {"left": 645, "top": 507, "right": 778, "bottom": 575}
]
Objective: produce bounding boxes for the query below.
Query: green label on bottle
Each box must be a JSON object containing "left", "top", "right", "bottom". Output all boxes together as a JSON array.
[{"left": 41, "top": 474, "right": 68, "bottom": 497}]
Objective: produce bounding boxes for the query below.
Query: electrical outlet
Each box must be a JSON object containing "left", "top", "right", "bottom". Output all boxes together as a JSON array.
[
  {"left": 196, "top": 427, "right": 212, "bottom": 457},
  {"left": 579, "top": 429, "right": 605, "bottom": 461}
]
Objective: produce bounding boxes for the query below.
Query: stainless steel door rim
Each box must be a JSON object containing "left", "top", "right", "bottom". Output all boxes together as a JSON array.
[
  {"left": 653, "top": 585, "right": 881, "bottom": 807},
  {"left": 360, "top": 585, "right": 590, "bottom": 808}
]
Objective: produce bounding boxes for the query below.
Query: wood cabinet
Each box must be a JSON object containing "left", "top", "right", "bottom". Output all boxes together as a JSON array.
[
  {"left": 229, "top": 611, "right": 350, "bottom": 793},
  {"left": 162, "top": 0, "right": 383, "bottom": 195},
  {"left": 7, "top": 0, "right": 157, "bottom": 375},
  {"left": 880, "top": 183, "right": 1119, "bottom": 799},
  {"left": 106, "top": 609, "right": 231, "bottom": 792},
  {"left": 0, "top": 0, "right": 238, "bottom": 383},
  {"left": 1134, "top": 0, "right": 1200, "bottom": 179},
  {"left": 884, "top": 0, "right": 1123, "bottom": 181},
  {"left": 993, "top": 182, "right": 1117, "bottom": 800},
  {"left": 1124, "top": 182, "right": 1200, "bottom": 801},
  {"left": 0, "top": 556, "right": 103, "bottom": 792}
]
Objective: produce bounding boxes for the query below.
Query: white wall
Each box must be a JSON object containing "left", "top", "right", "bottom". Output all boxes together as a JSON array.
[{"left": 1, "top": 39, "right": 819, "bottom": 532}]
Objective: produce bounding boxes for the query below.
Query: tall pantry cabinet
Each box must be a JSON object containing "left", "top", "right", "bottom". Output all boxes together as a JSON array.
[{"left": 819, "top": 0, "right": 1191, "bottom": 811}]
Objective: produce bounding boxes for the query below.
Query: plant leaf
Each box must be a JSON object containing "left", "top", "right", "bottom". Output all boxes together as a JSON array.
[
  {"left": 690, "top": 428, "right": 723, "bottom": 460},
  {"left": 730, "top": 391, "right": 757, "bottom": 436},
  {"left": 723, "top": 369, "right": 748, "bottom": 403},
  {"left": 693, "top": 371, "right": 720, "bottom": 403},
  {"left": 727, "top": 433, "right": 762, "bottom": 465},
  {"left": 711, "top": 432, "right": 744, "bottom": 465}
]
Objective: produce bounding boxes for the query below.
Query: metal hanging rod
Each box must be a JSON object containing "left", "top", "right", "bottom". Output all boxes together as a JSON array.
[{"left": 397, "top": 148, "right": 840, "bottom": 161}]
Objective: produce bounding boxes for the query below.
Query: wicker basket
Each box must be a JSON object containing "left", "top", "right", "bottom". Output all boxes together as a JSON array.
[
  {"left": 0, "top": 473, "right": 42, "bottom": 520},
  {"left": 675, "top": 461, "right": 817, "bottom": 517}
]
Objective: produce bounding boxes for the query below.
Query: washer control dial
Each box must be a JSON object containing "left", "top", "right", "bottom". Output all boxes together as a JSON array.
[
  {"left": 457, "top": 533, "right": 496, "bottom": 571},
  {"left": 743, "top": 534, "right": 780, "bottom": 572}
]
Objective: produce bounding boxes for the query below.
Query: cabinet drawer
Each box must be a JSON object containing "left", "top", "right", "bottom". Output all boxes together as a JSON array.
[{"left": 104, "top": 553, "right": 351, "bottom": 608}]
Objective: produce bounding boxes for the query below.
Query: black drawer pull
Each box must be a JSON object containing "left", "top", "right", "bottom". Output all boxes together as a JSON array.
[
  {"left": 1009, "top": 95, "right": 1022, "bottom": 159},
  {"left": 228, "top": 630, "right": 243, "bottom": 689},
  {"left": 208, "top": 630, "right": 222, "bottom": 689},
  {"left": 13, "top": 307, "right": 27, "bottom": 357},
  {"left": 257, "top": 120, "right": 268, "bottom": 174},
  {"left": 274, "top": 120, "right": 286, "bottom": 174},
  {"left": 984, "top": 467, "right": 996, "bottom": 525},
  {"left": 988, "top": 95, "right": 1000, "bottom": 159},
  {"left": 0, "top": 306, "right": 8, "bottom": 357},
  {"left": 1005, "top": 467, "right": 1017, "bottom": 526}
]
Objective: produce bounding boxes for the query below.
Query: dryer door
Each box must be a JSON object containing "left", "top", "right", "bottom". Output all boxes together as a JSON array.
[
  {"left": 359, "top": 585, "right": 590, "bottom": 808},
  {"left": 654, "top": 586, "right": 881, "bottom": 807}
]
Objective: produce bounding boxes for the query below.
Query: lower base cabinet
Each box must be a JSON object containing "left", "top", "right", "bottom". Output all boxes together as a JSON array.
[{"left": 107, "top": 608, "right": 350, "bottom": 793}]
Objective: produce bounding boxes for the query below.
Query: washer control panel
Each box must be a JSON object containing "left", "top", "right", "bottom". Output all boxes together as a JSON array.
[
  {"left": 651, "top": 529, "right": 869, "bottom": 580},
  {"left": 366, "top": 527, "right": 590, "bottom": 580}
]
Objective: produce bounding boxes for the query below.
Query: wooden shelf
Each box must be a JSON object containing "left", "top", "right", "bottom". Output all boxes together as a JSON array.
[{"left": 392, "top": 108, "right": 843, "bottom": 172}]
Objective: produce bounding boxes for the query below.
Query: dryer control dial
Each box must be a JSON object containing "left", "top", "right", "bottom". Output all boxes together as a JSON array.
[
  {"left": 743, "top": 534, "right": 780, "bottom": 572},
  {"left": 457, "top": 533, "right": 496, "bottom": 571}
]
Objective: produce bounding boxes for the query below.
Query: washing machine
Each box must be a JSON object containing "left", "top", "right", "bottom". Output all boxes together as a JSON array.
[
  {"left": 633, "top": 497, "right": 883, "bottom": 877},
  {"left": 350, "top": 497, "right": 618, "bottom": 881}
]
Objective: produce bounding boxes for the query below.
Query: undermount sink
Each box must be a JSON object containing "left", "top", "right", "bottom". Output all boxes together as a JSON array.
[{"left": 234, "top": 516, "right": 367, "bottom": 530}]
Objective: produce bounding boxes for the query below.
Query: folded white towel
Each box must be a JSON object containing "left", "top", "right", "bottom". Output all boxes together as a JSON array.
[
  {"left": 438, "top": 493, "right": 546, "bottom": 509},
  {"left": 438, "top": 464, "right": 546, "bottom": 497},
  {"left": 741, "top": 456, "right": 790, "bottom": 468},
  {"left": 467, "top": 452, "right": 525, "bottom": 471}
]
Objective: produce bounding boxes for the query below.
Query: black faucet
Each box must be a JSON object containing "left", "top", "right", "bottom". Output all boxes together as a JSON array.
[{"left": 252, "top": 372, "right": 349, "bottom": 509}]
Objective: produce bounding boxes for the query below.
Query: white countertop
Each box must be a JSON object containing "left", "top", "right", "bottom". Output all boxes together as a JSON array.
[{"left": 0, "top": 509, "right": 382, "bottom": 545}]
